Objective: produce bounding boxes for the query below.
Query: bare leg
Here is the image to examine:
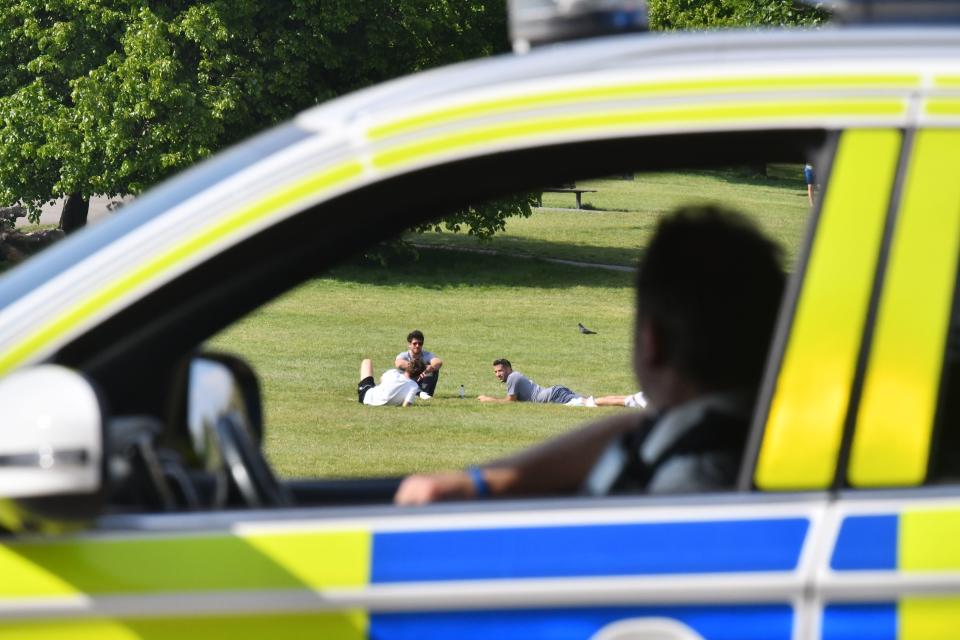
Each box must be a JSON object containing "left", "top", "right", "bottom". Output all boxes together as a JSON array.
[
  {"left": 360, "top": 358, "right": 374, "bottom": 380},
  {"left": 594, "top": 392, "right": 647, "bottom": 408},
  {"left": 594, "top": 395, "right": 629, "bottom": 407}
]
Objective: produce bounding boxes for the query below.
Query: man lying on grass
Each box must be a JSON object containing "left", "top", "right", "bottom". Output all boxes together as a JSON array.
[
  {"left": 357, "top": 357, "right": 426, "bottom": 407},
  {"left": 395, "top": 204, "right": 785, "bottom": 502},
  {"left": 478, "top": 358, "right": 591, "bottom": 406}
]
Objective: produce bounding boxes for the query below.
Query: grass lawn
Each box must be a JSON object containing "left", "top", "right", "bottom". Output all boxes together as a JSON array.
[
  {"left": 409, "top": 166, "right": 810, "bottom": 268},
  {"left": 210, "top": 167, "right": 813, "bottom": 479},
  {"left": 211, "top": 251, "right": 636, "bottom": 478}
]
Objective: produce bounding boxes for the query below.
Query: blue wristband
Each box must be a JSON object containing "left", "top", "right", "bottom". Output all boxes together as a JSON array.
[{"left": 466, "top": 466, "right": 489, "bottom": 498}]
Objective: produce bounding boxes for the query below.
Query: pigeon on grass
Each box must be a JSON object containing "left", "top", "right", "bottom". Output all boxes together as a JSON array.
[{"left": 578, "top": 323, "right": 597, "bottom": 335}]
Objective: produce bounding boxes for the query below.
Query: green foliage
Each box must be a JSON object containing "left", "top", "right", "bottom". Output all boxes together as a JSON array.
[
  {"left": 649, "top": 0, "right": 827, "bottom": 30},
  {"left": 0, "top": 0, "right": 524, "bottom": 235},
  {"left": 414, "top": 191, "right": 540, "bottom": 241}
]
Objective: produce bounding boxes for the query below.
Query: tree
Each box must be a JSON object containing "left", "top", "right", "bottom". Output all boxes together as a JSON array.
[
  {"left": 649, "top": 0, "right": 827, "bottom": 30},
  {"left": 0, "top": 1, "right": 525, "bottom": 237}
]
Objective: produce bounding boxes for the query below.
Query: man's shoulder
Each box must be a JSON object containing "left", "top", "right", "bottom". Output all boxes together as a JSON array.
[
  {"left": 382, "top": 368, "right": 406, "bottom": 383},
  {"left": 643, "top": 394, "right": 751, "bottom": 493},
  {"left": 396, "top": 350, "right": 412, "bottom": 361}
]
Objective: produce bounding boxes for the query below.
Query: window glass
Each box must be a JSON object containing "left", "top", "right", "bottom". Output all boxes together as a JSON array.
[{"left": 207, "top": 163, "right": 814, "bottom": 481}]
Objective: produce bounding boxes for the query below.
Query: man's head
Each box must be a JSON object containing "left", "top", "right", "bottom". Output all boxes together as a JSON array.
[
  {"left": 634, "top": 205, "right": 785, "bottom": 406},
  {"left": 492, "top": 358, "right": 513, "bottom": 382},
  {"left": 407, "top": 330, "right": 425, "bottom": 357},
  {"left": 405, "top": 357, "right": 427, "bottom": 379}
]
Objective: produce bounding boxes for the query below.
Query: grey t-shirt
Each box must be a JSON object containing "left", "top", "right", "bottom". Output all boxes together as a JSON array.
[
  {"left": 505, "top": 371, "right": 578, "bottom": 404},
  {"left": 397, "top": 350, "right": 438, "bottom": 365}
]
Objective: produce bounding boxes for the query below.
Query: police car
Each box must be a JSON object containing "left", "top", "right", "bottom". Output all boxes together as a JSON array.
[{"left": 1, "top": 0, "right": 959, "bottom": 638}]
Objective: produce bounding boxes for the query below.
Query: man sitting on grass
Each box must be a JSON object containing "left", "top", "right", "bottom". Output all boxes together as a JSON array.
[
  {"left": 478, "top": 358, "right": 590, "bottom": 406},
  {"left": 357, "top": 357, "right": 426, "bottom": 407},
  {"left": 395, "top": 205, "right": 785, "bottom": 502},
  {"left": 395, "top": 330, "right": 443, "bottom": 400}
]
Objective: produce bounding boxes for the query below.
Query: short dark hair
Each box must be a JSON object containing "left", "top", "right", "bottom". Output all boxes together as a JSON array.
[
  {"left": 407, "top": 357, "right": 427, "bottom": 378},
  {"left": 636, "top": 205, "right": 785, "bottom": 390},
  {"left": 493, "top": 358, "right": 512, "bottom": 368},
  {"left": 407, "top": 330, "right": 425, "bottom": 343}
]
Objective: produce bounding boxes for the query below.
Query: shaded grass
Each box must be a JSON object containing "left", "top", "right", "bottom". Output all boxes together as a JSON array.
[{"left": 410, "top": 167, "right": 810, "bottom": 268}]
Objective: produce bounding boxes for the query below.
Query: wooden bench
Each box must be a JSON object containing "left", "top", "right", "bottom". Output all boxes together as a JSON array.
[{"left": 540, "top": 187, "right": 598, "bottom": 210}]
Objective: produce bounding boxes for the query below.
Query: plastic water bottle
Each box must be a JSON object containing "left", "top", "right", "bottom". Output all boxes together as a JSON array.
[{"left": 459, "top": 384, "right": 465, "bottom": 399}]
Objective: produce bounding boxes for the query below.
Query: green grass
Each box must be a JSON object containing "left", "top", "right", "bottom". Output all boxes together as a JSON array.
[
  {"left": 410, "top": 167, "right": 810, "bottom": 268},
  {"left": 210, "top": 167, "right": 813, "bottom": 479},
  {"left": 211, "top": 251, "right": 635, "bottom": 478}
]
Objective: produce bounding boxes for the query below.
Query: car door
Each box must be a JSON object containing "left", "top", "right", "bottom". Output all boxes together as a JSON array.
[{"left": 749, "top": 123, "right": 960, "bottom": 637}]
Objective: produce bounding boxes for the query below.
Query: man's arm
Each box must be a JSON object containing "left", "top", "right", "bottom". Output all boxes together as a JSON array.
[
  {"left": 418, "top": 356, "right": 443, "bottom": 381},
  {"left": 394, "top": 412, "right": 639, "bottom": 504},
  {"left": 477, "top": 394, "right": 517, "bottom": 403},
  {"left": 395, "top": 353, "right": 412, "bottom": 370}
]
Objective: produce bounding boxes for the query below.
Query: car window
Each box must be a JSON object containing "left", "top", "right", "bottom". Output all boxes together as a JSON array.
[{"left": 206, "top": 161, "right": 816, "bottom": 482}]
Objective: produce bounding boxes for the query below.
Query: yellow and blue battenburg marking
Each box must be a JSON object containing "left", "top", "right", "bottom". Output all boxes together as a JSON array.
[
  {"left": 365, "top": 517, "right": 808, "bottom": 639},
  {"left": 0, "top": 517, "right": 810, "bottom": 639},
  {"left": 826, "top": 508, "right": 960, "bottom": 640}
]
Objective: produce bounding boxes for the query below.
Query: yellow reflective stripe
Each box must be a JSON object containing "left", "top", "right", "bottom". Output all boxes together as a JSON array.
[
  {"left": 0, "top": 529, "right": 369, "bottom": 597},
  {"left": 901, "top": 507, "right": 960, "bottom": 571},
  {"left": 0, "top": 499, "right": 22, "bottom": 533},
  {"left": 755, "top": 129, "right": 901, "bottom": 490},
  {"left": 925, "top": 98, "right": 960, "bottom": 116},
  {"left": 0, "top": 611, "right": 367, "bottom": 640},
  {"left": 849, "top": 130, "right": 960, "bottom": 487},
  {"left": 900, "top": 597, "right": 960, "bottom": 640},
  {"left": 0, "top": 161, "right": 363, "bottom": 378},
  {"left": 934, "top": 75, "right": 960, "bottom": 88},
  {"left": 374, "top": 99, "right": 906, "bottom": 171},
  {"left": 371, "top": 74, "right": 918, "bottom": 140}
]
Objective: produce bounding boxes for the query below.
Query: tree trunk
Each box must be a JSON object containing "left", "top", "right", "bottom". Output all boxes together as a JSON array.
[{"left": 59, "top": 193, "right": 90, "bottom": 233}]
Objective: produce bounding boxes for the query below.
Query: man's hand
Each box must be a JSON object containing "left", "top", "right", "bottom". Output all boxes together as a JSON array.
[{"left": 394, "top": 472, "right": 473, "bottom": 505}]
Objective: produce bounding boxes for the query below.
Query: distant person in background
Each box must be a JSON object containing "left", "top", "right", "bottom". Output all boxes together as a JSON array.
[
  {"left": 395, "top": 330, "right": 443, "bottom": 400},
  {"left": 358, "top": 357, "right": 425, "bottom": 407},
  {"left": 804, "top": 163, "right": 815, "bottom": 206},
  {"left": 479, "top": 359, "right": 590, "bottom": 406}
]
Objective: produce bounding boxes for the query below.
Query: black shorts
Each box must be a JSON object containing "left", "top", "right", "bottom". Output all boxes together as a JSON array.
[{"left": 357, "top": 376, "right": 375, "bottom": 404}]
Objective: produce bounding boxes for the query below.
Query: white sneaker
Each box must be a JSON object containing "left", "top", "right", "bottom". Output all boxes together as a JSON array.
[
  {"left": 624, "top": 392, "right": 647, "bottom": 408},
  {"left": 419, "top": 392, "right": 432, "bottom": 400}
]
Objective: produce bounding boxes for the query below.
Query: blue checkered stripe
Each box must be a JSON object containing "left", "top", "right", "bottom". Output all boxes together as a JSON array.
[{"left": 368, "top": 517, "right": 809, "bottom": 639}]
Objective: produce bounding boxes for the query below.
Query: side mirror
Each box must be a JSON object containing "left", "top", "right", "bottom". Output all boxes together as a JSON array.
[
  {"left": 185, "top": 354, "right": 289, "bottom": 508},
  {"left": 0, "top": 365, "right": 103, "bottom": 502}
]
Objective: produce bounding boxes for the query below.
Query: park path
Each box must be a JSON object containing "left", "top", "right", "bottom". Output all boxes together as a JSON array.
[{"left": 14, "top": 195, "right": 130, "bottom": 228}]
